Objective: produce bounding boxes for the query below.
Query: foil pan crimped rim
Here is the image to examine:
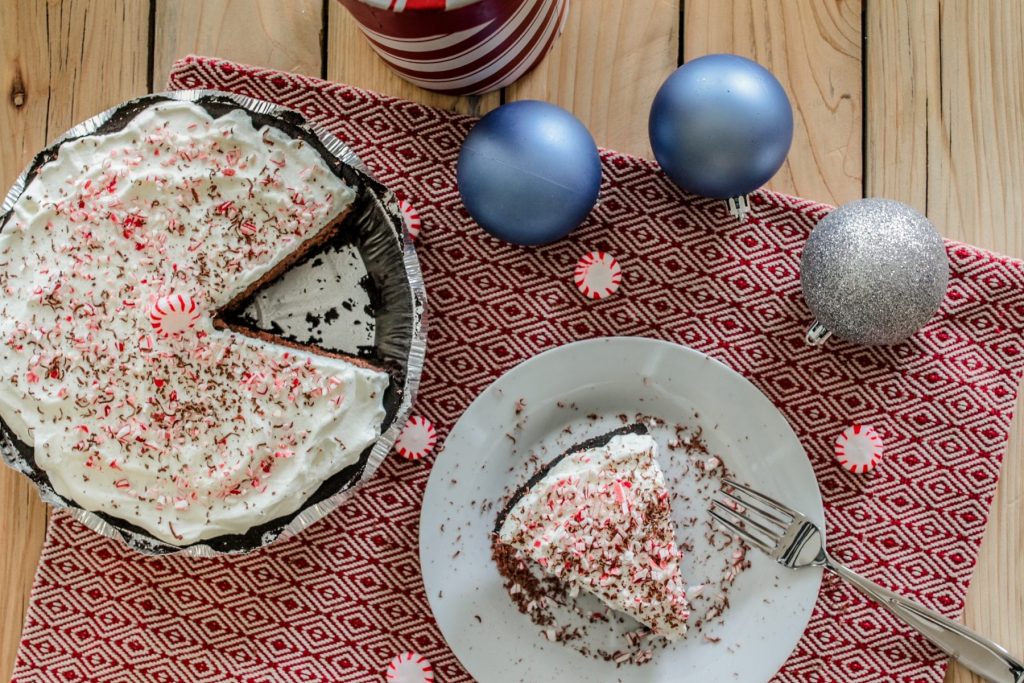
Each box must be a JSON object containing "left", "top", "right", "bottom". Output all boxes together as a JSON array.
[{"left": 0, "top": 89, "right": 427, "bottom": 556}]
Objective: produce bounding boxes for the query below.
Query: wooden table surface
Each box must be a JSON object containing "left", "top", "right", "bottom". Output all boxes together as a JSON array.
[{"left": 1, "top": 1, "right": 1021, "bottom": 681}]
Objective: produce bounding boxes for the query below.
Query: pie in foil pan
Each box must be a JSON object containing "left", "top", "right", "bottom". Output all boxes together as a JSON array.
[{"left": 0, "top": 90, "right": 427, "bottom": 556}]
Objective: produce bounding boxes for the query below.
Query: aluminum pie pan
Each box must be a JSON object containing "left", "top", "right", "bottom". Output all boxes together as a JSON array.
[{"left": 0, "top": 89, "right": 427, "bottom": 556}]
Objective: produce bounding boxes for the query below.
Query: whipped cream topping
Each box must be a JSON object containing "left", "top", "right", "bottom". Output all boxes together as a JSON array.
[
  {"left": 0, "top": 101, "right": 389, "bottom": 545},
  {"left": 498, "top": 432, "right": 690, "bottom": 639}
]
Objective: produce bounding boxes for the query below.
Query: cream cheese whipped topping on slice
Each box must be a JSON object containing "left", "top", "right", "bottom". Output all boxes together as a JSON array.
[
  {"left": 0, "top": 100, "right": 389, "bottom": 545},
  {"left": 498, "top": 430, "right": 690, "bottom": 639}
]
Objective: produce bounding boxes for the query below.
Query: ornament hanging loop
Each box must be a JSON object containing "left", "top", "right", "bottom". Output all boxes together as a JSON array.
[
  {"left": 806, "top": 321, "right": 832, "bottom": 346},
  {"left": 727, "top": 194, "right": 751, "bottom": 220}
]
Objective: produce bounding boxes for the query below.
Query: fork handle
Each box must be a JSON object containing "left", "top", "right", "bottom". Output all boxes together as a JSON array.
[{"left": 827, "top": 560, "right": 1024, "bottom": 683}]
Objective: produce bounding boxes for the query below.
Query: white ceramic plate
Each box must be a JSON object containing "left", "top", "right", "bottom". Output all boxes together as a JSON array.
[{"left": 421, "top": 337, "right": 824, "bottom": 682}]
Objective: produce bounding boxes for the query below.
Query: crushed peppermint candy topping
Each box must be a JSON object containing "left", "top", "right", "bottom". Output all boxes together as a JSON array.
[{"left": 497, "top": 430, "right": 690, "bottom": 639}]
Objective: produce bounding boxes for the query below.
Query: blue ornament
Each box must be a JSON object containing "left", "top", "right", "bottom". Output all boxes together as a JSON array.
[
  {"left": 649, "top": 54, "right": 794, "bottom": 199},
  {"left": 457, "top": 100, "right": 601, "bottom": 246}
]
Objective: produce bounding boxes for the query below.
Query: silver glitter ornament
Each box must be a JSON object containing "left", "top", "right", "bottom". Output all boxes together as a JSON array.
[{"left": 801, "top": 198, "right": 949, "bottom": 346}]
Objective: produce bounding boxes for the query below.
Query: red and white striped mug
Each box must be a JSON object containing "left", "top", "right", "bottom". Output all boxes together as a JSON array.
[{"left": 335, "top": 0, "right": 569, "bottom": 95}]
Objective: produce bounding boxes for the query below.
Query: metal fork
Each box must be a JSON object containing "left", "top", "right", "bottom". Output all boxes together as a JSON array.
[{"left": 711, "top": 478, "right": 1024, "bottom": 683}]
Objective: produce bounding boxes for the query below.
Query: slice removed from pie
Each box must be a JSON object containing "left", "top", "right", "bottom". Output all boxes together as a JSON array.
[{"left": 495, "top": 423, "right": 690, "bottom": 639}]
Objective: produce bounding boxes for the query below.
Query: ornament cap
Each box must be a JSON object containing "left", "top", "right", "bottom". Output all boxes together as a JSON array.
[
  {"left": 727, "top": 195, "right": 752, "bottom": 220},
  {"left": 805, "top": 321, "right": 833, "bottom": 346}
]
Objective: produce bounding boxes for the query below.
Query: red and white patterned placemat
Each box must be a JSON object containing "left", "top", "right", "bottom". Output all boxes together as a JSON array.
[{"left": 11, "top": 56, "right": 1024, "bottom": 683}]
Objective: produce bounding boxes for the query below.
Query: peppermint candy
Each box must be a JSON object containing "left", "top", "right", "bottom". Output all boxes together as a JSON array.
[
  {"left": 574, "top": 251, "right": 621, "bottom": 299},
  {"left": 398, "top": 198, "right": 421, "bottom": 240},
  {"left": 385, "top": 652, "right": 434, "bottom": 683},
  {"left": 395, "top": 416, "right": 436, "bottom": 461},
  {"left": 835, "top": 424, "right": 884, "bottom": 474},
  {"left": 149, "top": 293, "right": 201, "bottom": 337}
]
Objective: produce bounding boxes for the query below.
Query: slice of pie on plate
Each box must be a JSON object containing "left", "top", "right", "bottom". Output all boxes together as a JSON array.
[{"left": 494, "top": 423, "right": 690, "bottom": 639}]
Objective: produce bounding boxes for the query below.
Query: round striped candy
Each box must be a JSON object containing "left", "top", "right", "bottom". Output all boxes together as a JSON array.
[
  {"left": 395, "top": 416, "right": 437, "bottom": 460},
  {"left": 835, "top": 424, "right": 883, "bottom": 474},
  {"left": 574, "top": 251, "right": 621, "bottom": 300},
  {"left": 398, "top": 199, "right": 422, "bottom": 240},
  {"left": 386, "top": 652, "right": 434, "bottom": 683},
  {"left": 149, "top": 293, "right": 201, "bottom": 337}
]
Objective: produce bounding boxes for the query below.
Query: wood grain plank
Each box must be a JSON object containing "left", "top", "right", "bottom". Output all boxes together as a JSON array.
[
  {"left": 864, "top": 0, "right": 933, "bottom": 212},
  {"left": 325, "top": 3, "right": 499, "bottom": 116},
  {"left": 0, "top": 3, "right": 150, "bottom": 678},
  {"left": 928, "top": 1, "right": 1024, "bottom": 254},
  {"left": 152, "top": 0, "right": 324, "bottom": 87},
  {"left": 866, "top": 2, "right": 1024, "bottom": 681},
  {"left": 504, "top": 0, "right": 679, "bottom": 158},
  {"left": 684, "top": 0, "right": 862, "bottom": 204}
]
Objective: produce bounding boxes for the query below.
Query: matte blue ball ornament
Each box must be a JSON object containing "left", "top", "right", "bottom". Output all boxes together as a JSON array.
[
  {"left": 649, "top": 54, "right": 794, "bottom": 199},
  {"left": 457, "top": 100, "right": 602, "bottom": 246}
]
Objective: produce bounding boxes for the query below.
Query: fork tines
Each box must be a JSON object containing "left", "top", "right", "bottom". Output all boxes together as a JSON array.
[{"left": 709, "top": 478, "right": 796, "bottom": 556}]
